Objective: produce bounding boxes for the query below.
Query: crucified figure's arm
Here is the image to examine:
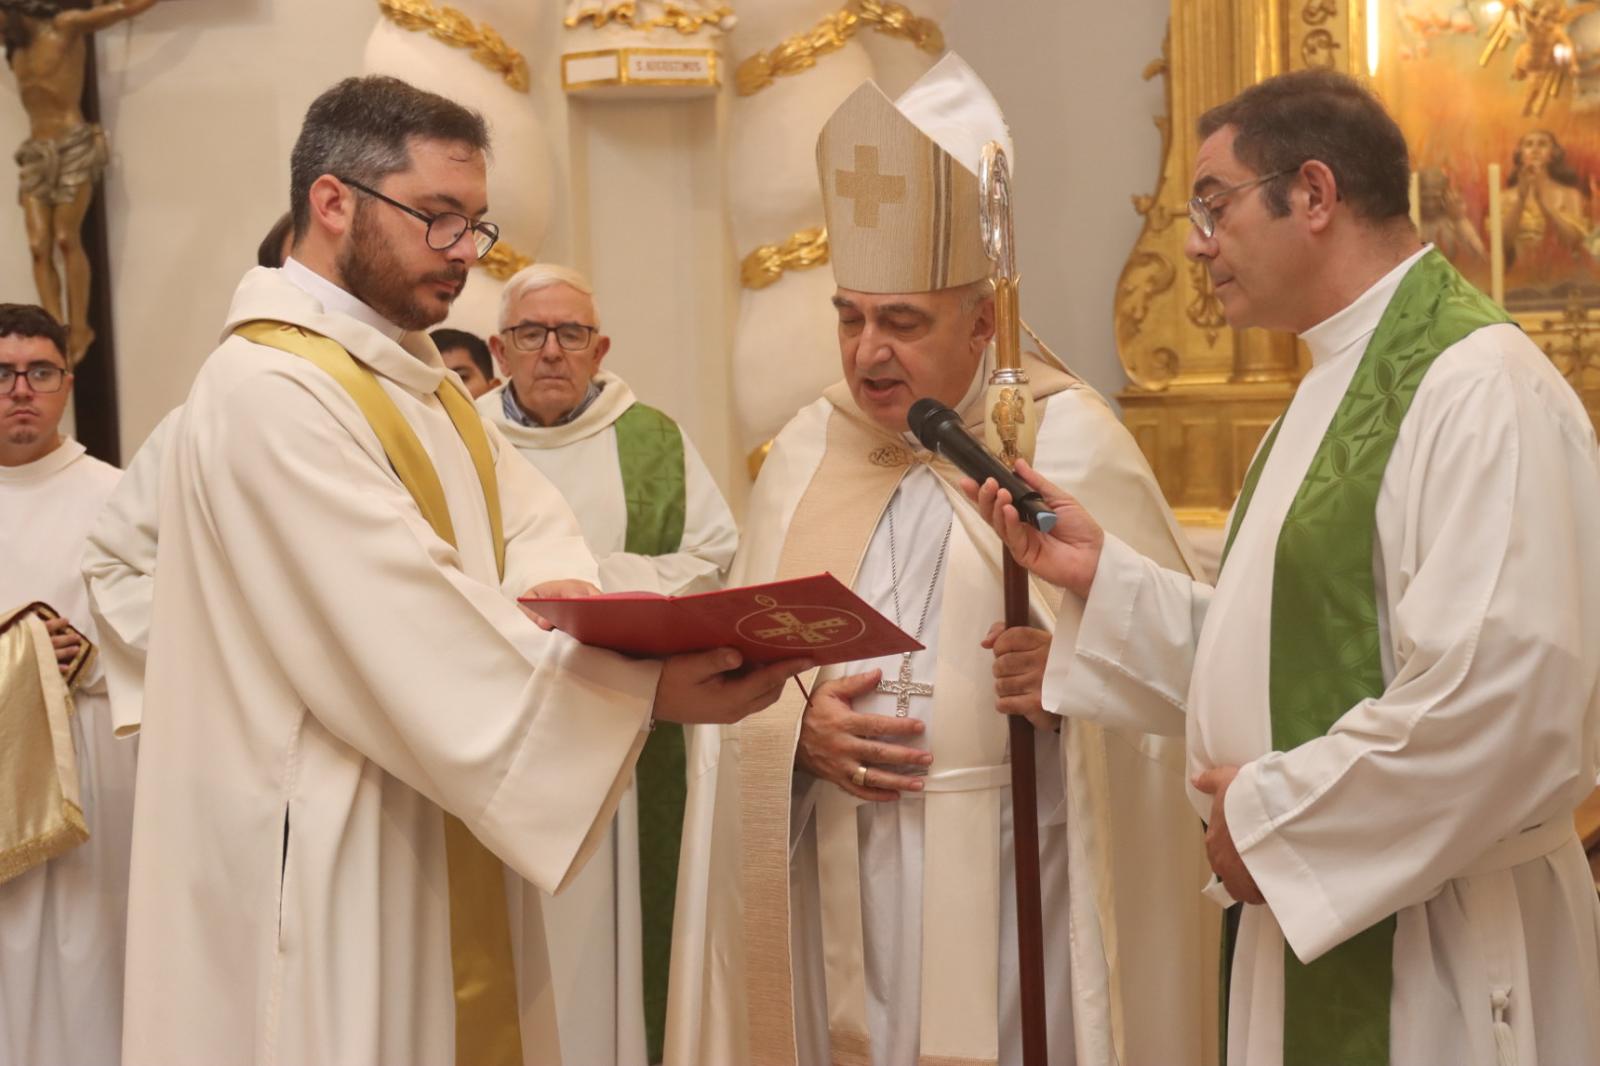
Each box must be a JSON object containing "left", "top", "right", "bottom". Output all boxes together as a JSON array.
[{"left": 56, "top": 0, "right": 157, "bottom": 36}]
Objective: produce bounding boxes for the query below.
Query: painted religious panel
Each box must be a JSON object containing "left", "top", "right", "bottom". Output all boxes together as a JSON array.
[{"left": 1371, "top": 0, "right": 1600, "bottom": 311}]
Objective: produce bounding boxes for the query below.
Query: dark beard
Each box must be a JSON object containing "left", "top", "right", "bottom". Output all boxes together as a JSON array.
[{"left": 336, "top": 204, "right": 466, "bottom": 332}]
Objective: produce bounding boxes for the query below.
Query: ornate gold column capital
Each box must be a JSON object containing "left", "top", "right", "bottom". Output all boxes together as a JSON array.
[
  {"left": 378, "top": 0, "right": 531, "bottom": 92},
  {"left": 740, "top": 227, "right": 830, "bottom": 290},
  {"left": 475, "top": 241, "right": 534, "bottom": 281},
  {"left": 565, "top": 2, "right": 736, "bottom": 35}
]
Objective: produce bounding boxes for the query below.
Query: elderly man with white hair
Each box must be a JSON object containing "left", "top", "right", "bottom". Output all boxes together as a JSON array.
[{"left": 479, "top": 262, "right": 738, "bottom": 1066}]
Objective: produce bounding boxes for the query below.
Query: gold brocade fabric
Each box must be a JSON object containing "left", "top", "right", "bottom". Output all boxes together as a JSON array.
[
  {"left": 233, "top": 320, "right": 520, "bottom": 1066},
  {"left": 0, "top": 603, "right": 93, "bottom": 885}
]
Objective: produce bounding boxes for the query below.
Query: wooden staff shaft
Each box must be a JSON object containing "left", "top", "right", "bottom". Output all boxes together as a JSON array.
[{"left": 1005, "top": 553, "right": 1048, "bottom": 1066}]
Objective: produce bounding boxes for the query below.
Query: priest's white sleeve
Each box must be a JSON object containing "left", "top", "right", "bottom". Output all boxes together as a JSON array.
[
  {"left": 82, "top": 408, "right": 177, "bottom": 736},
  {"left": 1224, "top": 343, "right": 1600, "bottom": 964},
  {"left": 1040, "top": 533, "right": 1212, "bottom": 738},
  {"left": 597, "top": 432, "right": 739, "bottom": 596},
  {"left": 205, "top": 373, "right": 660, "bottom": 895}
]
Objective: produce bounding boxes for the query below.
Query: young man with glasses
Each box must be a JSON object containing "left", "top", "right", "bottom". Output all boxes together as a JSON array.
[
  {"left": 119, "top": 76, "right": 806, "bottom": 1066},
  {"left": 478, "top": 262, "right": 737, "bottom": 1066},
  {"left": 969, "top": 69, "right": 1600, "bottom": 1065},
  {"left": 0, "top": 302, "right": 137, "bottom": 1066}
]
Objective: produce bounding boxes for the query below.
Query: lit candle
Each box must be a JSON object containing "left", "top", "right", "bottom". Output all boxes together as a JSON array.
[
  {"left": 1488, "top": 163, "right": 1505, "bottom": 306},
  {"left": 1410, "top": 171, "right": 1421, "bottom": 230}
]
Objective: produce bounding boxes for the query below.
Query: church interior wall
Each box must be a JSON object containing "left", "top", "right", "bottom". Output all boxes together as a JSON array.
[{"left": 0, "top": 0, "right": 1171, "bottom": 505}]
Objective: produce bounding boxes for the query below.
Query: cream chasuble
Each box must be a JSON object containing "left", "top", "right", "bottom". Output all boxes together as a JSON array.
[
  {"left": 1046, "top": 248, "right": 1600, "bottom": 1065},
  {"left": 0, "top": 438, "right": 136, "bottom": 1066},
  {"left": 479, "top": 372, "right": 737, "bottom": 1066},
  {"left": 667, "top": 351, "right": 1219, "bottom": 1066},
  {"left": 82, "top": 406, "right": 178, "bottom": 738},
  {"left": 121, "top": 264, "right": 660, "bottom": 1066}
]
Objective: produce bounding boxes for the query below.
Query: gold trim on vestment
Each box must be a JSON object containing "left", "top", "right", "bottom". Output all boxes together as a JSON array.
[
  {"left": 233, "top": 320, "right": 521, "bottom": 1066},
  {"left": 734, "top": 1, "right": 945, "bottom": 97},
  {"left": 747, "top": 439, "right": 775, "bottom": 480},
  {"left": 378, "top": 0, "right": 531, "bottom": 92},
  {"left": 740, "top": 227, "right": 830, "bottom": 290}
]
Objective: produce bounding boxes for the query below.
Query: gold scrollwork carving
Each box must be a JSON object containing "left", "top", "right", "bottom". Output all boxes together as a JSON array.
[
  {"left": 378, "top": 0, "right": 531, "bottom": 92},
  {"left": 1301, "top": 0, "right": 1338, "bottom": 27},
  {"left": 740, "top": 226, "right": 830, "bottom": 290},
  {"left": 1186, "top": 261, "right": 1227, "bottom": 344},
  {"left": 566, "top": 2, "right": 736, "bottom": 36},
  {"left": 1300, "top": 27, "right": 1342, "bottom": 68},
  {"left": 734, "top": 0, "right": 945, "bottom": 97},
  {"left": 475, "top": 240, "right": 534, "bottom": 281}
]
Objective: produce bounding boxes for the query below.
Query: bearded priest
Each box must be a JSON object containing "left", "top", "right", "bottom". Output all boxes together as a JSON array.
[
  {"left": 665, "top": 55, "right": 1218, "bottom": 1066},
  {"left": 119, "top": 76, "right": 806, "bottom": 1066}
]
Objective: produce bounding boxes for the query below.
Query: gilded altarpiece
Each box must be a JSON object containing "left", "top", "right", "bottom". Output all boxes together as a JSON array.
[{"left": 1116, "top": 0, "right": 1600, "bottom": 525}]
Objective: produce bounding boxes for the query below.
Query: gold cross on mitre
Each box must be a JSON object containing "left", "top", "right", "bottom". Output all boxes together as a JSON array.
[
  {"left": 835, "top": 145, "right": 907, "bottom": 229},
  {"left": 814, "top": 69, "right": 992, "bottom": 294}
]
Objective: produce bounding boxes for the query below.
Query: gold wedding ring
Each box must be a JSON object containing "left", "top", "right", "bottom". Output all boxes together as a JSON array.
[{"left": 851, "top": 764, "right": 869, "bottom": 788}]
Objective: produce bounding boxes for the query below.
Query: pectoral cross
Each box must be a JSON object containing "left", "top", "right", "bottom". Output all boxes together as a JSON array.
[{"left": 876, "top": 652, "right": 933, "bottom": 717}]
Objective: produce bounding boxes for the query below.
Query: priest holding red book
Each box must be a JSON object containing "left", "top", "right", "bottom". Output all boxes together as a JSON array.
[{"left": 665, "top": 54, "right": 1217, "bottom": 1066}]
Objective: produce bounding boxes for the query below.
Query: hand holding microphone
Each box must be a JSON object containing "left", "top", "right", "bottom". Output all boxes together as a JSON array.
[
  {"left": 906, "top": 399, "right": 1057, "bottom": 533},
  {"left": 907, "top": 398, "right": 1106, "bottom": 600}
]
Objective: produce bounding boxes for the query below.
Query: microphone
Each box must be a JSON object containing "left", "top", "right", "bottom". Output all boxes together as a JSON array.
[{"left": 906, "top": 398, "right": 1057, "bottom": 533}]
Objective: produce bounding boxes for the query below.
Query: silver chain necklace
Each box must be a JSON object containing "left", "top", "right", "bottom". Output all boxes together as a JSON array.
[{"left": 875, "top": 500, "right": 951, "bottom": 717}]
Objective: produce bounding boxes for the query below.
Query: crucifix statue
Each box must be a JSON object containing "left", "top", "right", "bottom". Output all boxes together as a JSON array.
[{"left": 3, "top": 0, "right": 157, "bottom": 366}]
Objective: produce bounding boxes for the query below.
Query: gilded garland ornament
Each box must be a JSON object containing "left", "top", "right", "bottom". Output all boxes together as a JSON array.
[
  {"left": 565, "top": 1, "right": 736, "bottom": 35},
  {"left": 476, "top": 240, "right": 534, "bottom": 281},
  {"left": 740, "top": 226, "right": 830, "bottom": 289},
  {"left": 377, "top": 0, "right": 531, "bottom": 92},
  {"left": 735, "top": 0, "right": 945, "bottom": 97}
]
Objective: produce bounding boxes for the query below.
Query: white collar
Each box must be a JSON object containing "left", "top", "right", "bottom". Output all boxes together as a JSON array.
[
  {"left": 0, "top": 436, "right": 83, "bottom": 483},
  {"left": 1299, "top": 245, "right": 1432, "bottom": 368},
  {"left": 280, "top": 258, "right": 407, "bottom": 343}
]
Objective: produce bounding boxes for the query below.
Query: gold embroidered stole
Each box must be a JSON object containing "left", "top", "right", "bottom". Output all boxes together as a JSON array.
[
  {"left": 739, "top": 352, "right": 1073, "bottom": 1066},
  {"left": 234, "top": 320, "right": 521, "bottom": 1066},
  {"left": 0, "top": 602, "right": 94, "bottom": 884}
]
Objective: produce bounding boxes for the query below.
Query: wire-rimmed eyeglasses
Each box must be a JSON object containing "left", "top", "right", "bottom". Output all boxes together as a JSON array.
[
  {"left": 339, "top": 177, "right": 501, "bottom": 259},
  {"left": 1188, "top": 169, "right": 1294, "bottom": 238}
]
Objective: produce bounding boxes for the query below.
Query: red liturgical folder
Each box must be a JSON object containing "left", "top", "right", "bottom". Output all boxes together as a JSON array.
[{"left": 518, "top": 573, "right": 922, "bottom": 667}]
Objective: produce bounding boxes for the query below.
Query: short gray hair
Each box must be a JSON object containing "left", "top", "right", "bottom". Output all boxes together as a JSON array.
[
  {"left": 289, "top": 76, "right": 491, "bottom": 242},
  {"left": 498, "top": 263, "right": 602, "bottom": 330}
]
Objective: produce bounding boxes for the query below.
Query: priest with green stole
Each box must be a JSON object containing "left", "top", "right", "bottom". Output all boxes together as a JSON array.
[
  {"left": 666, "top": 54, "right": 1219, "bottom": 1066},
  {"left": 969, "top": 70, "right": 1600, "bottom": 1066},
  {"left": 119, "top": 75, "right": 805, "bottom": 1066},
  {"left": 480, "top": 262, "right": 739, "bottom": 1066}
]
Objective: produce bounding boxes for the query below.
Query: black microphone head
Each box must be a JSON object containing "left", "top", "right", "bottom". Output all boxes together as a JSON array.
[{"left": 906, "top": 398, "right": 957, "bottom": 451}]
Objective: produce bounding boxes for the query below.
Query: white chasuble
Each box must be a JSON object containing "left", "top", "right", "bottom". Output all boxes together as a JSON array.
[
  {"left": 120, "top": 264, "right": 662, "bottom": 1066},
  {"left": 480, "top": 373, "right": 737, "bottom": 1066},
  {"left": 0, "top": 438, "right": 136, "bottom": 1066},
  {"left": 1047, "top": 248, "right": 1600, "bottom": 1066},
  {"left": 667, "top": 352, "right": 1219, "bottom": 1066}
]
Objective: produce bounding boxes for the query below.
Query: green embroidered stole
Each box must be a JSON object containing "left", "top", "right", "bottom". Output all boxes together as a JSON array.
[
  {"left": 613, "top": 401, "right": 688, "bottom": 1065},
  {"left": 1218, "top": 251, "right": 1510, "bottom": 1064}
]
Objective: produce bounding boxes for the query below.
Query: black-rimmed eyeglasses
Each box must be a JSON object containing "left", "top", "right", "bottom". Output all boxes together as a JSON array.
[
  {"left": 339, "top": 177, "right": 501, "bottom": 258},
  {"left": 1188, "top": 169, "right": 1294, "bottom": 238},
  {"left": 0, "top": 365, "right": 68, "bottom": 394},
  {"left": 501, "top": 322, "right": 598, "bottom": 353}
]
